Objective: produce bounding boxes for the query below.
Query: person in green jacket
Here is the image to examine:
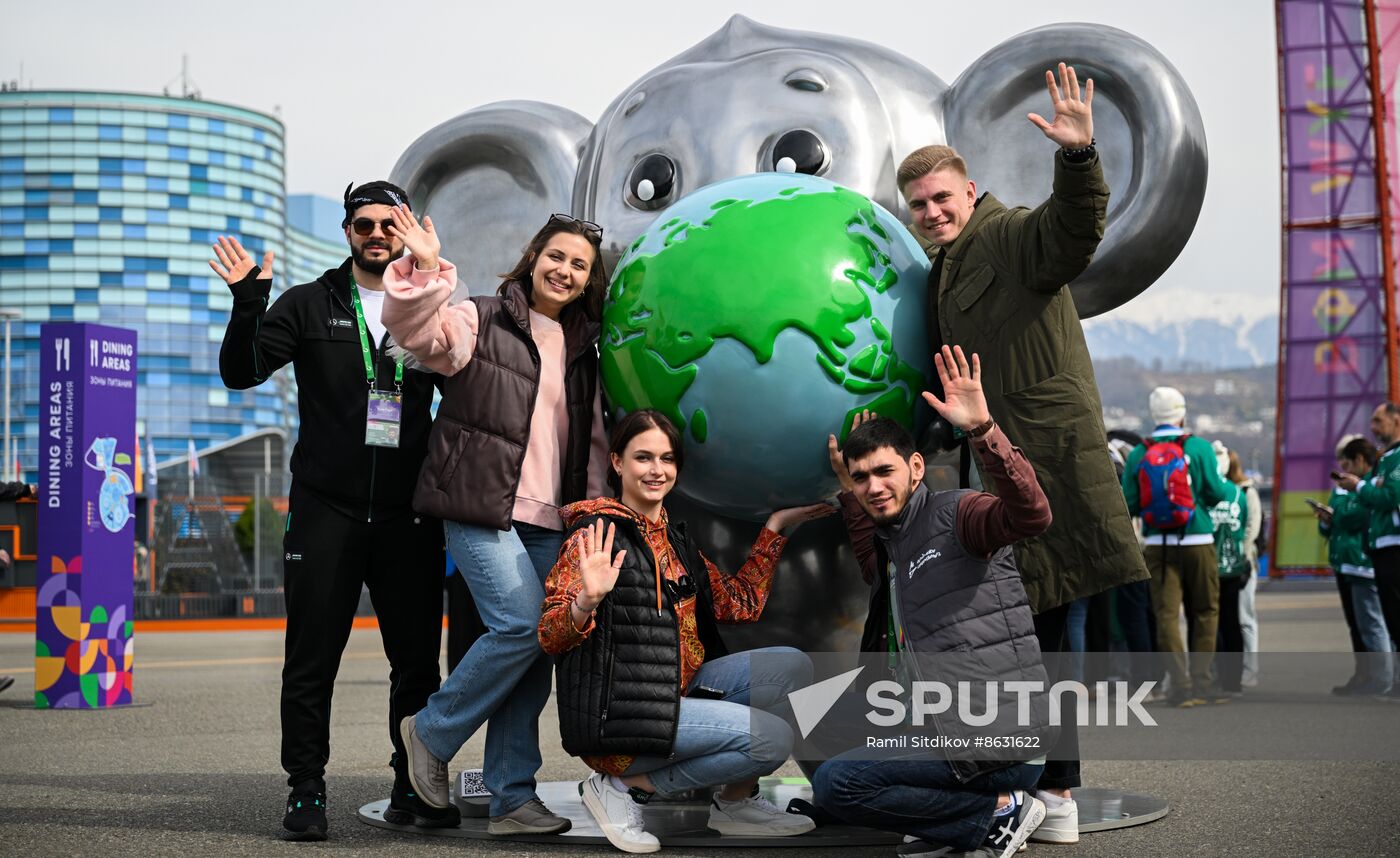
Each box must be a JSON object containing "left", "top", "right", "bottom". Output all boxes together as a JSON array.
[
  {"left": 895, "top": 62, "right": 1150, "bottom": 844},
  {"left": 1330, "top": 403, "right": 1400, "bottom": 701},
  {"left": 1316, "top": 435, "right": 1394, "bottom": 696},
  {"left": 1121, "top": 387, "right": 1234, "bottom": 708},
  {"left": 1210, "top": 443, "right": 1250, "bottom": 698}
]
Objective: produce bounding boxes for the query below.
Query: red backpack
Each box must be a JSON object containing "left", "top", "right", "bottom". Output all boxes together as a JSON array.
[{"left": 1136, "top": 435, "right": 1195, "bottom": 530}]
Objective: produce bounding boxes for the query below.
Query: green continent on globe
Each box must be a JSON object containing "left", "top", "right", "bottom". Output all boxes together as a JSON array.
[{"left": 603, "top": 186, "right": 924, "bottom": 442}]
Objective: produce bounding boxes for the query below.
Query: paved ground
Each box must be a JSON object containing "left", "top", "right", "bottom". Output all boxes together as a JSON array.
[{"left": 1, "top": 581, "right": 1397, "bottom": 857}]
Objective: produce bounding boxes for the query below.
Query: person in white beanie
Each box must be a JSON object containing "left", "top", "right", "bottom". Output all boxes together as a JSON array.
[{"left": 1120, "top": 386, "right": 1235, "bottom": 707}]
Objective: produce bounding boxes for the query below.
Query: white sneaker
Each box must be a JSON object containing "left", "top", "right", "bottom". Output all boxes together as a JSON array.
[
  {"left": 579, "top": 772, "right": 660, "bottom": 854},
  {"left": 1028, "top": 791, "right": 1079, "bottom": 844},
  {"left": 707, "top": 790, "right": 816, "bottom": 836}
]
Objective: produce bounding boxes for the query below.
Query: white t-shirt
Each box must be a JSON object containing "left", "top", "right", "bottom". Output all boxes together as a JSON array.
[{"left": 357, "top": 285, "right": 388, "bottom": 347}]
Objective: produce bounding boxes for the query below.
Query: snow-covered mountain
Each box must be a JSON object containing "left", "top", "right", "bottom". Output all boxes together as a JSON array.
[{"left": 1081, "top": 289, "right": 1279, "bottom": 369}]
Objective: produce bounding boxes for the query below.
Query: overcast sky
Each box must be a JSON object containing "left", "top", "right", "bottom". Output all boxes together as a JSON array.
[{"left": 4, "top": 1, "right": 1278, "bottom": 313}]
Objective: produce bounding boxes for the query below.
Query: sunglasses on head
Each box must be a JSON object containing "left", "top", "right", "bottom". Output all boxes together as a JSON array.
[
  {"left": 548, "top": 212, "right": 604, "bottom": 241},
  {"left": 351, "top": 217, "right": 395, "bottom": 236}
]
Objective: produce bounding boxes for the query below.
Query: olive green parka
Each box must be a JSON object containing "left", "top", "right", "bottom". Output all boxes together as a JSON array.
[{"left": 923, "top": 151, "right": 1149, "bottom": 613}]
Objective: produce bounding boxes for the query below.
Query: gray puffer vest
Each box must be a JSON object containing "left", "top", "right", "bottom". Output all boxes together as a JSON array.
[{"left": 875, "top": 485, "right": 1051, "bottom": 782}]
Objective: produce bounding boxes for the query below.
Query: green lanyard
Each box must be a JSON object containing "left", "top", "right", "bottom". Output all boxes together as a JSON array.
[{"left": 349, "top": 278, "right": 403, "bottom": 389}]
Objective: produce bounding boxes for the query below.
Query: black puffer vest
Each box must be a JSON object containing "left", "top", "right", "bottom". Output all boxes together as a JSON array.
[
  {"left": 412, "top": 281, "right": 599, "bottom": 529},
  {"left": 555, "top": 511, "right": 729, "bottom": 758}
]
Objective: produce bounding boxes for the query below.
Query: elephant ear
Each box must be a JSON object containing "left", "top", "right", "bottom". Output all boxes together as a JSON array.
[
  {"left": 390, "top": 101, "right": 593, "bottom": 298},
  {"left": 942, "top": 23, "right": 1207, "bottom": 318}
]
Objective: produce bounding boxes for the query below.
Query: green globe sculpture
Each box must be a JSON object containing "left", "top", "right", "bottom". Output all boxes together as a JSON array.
[{"left": 601, "top": 173, "right": 934, "bottom": 519}]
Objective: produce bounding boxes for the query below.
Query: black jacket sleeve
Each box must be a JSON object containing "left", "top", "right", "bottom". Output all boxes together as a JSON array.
[{"left": 218, "top": 269, "right": 300, "bottom": 390}]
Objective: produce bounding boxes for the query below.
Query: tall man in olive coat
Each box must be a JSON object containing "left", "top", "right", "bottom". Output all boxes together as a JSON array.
[{"left": 897, "top": 63, "right": 1149, "bottom": 845}]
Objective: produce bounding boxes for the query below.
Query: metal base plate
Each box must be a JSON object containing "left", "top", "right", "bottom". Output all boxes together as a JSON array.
[
  {"left": 359, "top": 778, "right": 899, "bottom": 848},
  {"left": 358, "top": 780, "right": 1168, "bottom": 845}
]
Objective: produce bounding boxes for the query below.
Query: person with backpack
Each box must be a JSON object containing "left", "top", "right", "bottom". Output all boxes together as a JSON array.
[
  {"left": 1209, "top": 442, "right": 1251, "bottom": 699},
  {"left": 1120, "top": 386, "right": 1234, "bottom": 708}
]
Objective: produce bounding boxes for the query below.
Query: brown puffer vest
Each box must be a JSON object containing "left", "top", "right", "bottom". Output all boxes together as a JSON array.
[{"left": 411, "top": 280, "right": 599, "bottom": 529}]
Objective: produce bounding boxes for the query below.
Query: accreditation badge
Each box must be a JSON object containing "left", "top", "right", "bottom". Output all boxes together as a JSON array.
[{"left": 365, "top": 390, "right": 403, "bottom": 448}]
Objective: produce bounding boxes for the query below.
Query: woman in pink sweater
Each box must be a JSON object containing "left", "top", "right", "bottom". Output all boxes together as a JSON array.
[{"left": 380, "top": 206, "right": 608, "bottom": 836}]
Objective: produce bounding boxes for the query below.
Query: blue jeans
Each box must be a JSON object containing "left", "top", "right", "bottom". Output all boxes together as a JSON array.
[
  {"left": 414, "top": 520, "right": 562, "bottom": 816},
  {"left": 1346, "top": 574, "right": 1396, "bottom": 687},
  {"left": 813, "top": 754, "right": 1044, "bottom": 852},
  {"left": 622, "top": 646, "right": 812, "bottom": 797}
]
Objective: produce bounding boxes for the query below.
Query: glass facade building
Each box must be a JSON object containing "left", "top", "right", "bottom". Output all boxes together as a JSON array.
[{"left": 0, "top": 91, "right": 344, "bottom": 476}]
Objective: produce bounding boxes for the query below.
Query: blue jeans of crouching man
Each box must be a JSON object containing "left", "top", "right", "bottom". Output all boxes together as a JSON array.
[{"left": 813, "top": 754, "right": 1044, "bottom": 852}]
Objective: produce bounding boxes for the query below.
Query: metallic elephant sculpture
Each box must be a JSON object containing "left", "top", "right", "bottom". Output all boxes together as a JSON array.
[{"left": 393, "top": 15, "right": 1207, "bottom": 652}]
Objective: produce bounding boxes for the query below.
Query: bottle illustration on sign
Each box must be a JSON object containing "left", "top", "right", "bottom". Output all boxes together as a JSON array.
[{"left": 84, "top": 437, "right": 134, "bottom": 533}]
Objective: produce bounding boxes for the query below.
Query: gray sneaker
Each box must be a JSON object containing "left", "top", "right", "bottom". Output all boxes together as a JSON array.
[
  {"left": 487, "top": 798, "right": 572, "bottom": 835},
  {"left": 398, "top": 714, "right": 449, "bottom": 809}
]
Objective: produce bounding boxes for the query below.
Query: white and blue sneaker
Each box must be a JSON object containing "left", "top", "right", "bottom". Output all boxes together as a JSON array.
[{"left": 982, "top": 791, "right": 1045, "bottom": 858}]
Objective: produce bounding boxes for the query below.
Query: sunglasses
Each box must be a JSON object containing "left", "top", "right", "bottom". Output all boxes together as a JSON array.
[
  {"left": 351, "top": 217, "right": 395, "bottom": 236},
  {"left": 548, "top": 212, "right": 604, "bottom": 241}
]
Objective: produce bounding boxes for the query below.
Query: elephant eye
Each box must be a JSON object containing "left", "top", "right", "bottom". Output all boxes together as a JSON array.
[
  {"left": 627, "top": 153, "right": 676, "bottom": 211},
  {"left": 771, "top": 130, "right": 828, "bottom": 176}
]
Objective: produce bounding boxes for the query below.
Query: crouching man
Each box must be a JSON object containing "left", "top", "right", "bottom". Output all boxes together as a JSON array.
[{"left": 813, "top": 345, "right": 1054, "bottom": 858}]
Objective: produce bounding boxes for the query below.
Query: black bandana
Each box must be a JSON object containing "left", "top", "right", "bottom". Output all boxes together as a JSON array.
[{"left": 342, "top": 180, "right": 410, "bottom": 226}]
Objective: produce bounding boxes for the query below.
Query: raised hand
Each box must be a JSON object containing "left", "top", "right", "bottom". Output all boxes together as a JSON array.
[
  {"left": 576, "top": 519, "right": 626, "bottom": 611},
  {"left": 827, "top": 409, "right": 875, "bottom": 493},
  {"left": 1027, "top": 62, "right": 1094, "bottom": 150},
  {"left": 208, "top": 235, "right": 273, "bottom": 287},
  {"left": 387, "top": 204, "right": 440, "bottom": 270},
  {"left": 921, "top": 345, "right": 991, "bottom": 432},
  {"left": 764, "top": 502, "right": 838, "bottom": 534}
]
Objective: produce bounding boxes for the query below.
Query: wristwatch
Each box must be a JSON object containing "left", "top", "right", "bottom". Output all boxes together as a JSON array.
[{"left": 967, "top": 417, "right": 996, "bottom": 439}]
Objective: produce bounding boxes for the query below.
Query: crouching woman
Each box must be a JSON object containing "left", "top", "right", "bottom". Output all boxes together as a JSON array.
[{"left": 538, "top": 409, "right": 831, "bottom": 853}]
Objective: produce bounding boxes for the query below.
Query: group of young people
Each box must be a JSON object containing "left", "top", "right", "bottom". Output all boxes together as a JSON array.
[{"left": 214, "top": 60, "right": 1128, "bottom": 858}]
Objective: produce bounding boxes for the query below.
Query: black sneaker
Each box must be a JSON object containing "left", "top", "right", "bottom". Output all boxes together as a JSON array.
[
  {"left": 282, "top": 789, "right": 327, "bottom": 841},
  {"left": 385, "top": 775, "right": 462, "bottom": 829},
  {"left": 982, "top": 790, "right": 1045, "bottom": 858}
]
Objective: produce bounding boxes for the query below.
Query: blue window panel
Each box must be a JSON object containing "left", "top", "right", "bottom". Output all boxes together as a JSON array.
[
  {"left": 241, "top": 156, "right": 253, "bottom": 170},
  {"left": 124, "top": 256, "right": 166, "bottom": 272},
  {"left": 49, "top": 173, "right": 73, "bottom": 188},
  {"left": 147, "top": 176, "right": 168, "bottom": 192},
  {"left": 171, "top": 274, "right": 190, "bottom": 288},
  {"left": 75, "top": 223, "right": 98, "bottom": 237},
  {"left": 147, "top": 208, "right": 168, "bottom": 223},
  {"left": 190, "top": 164, "right": 208, "bottom": 180},
  {"left": 98, "top": 125, "right": 121, "bottom": 140},
  {"left": 24, "top": 190, "right": 48, "bottom": 203},
  {"left": 189, "top": 291, "right": 209, "bottom": 308},
  {"left": 49, "top": 239, "right": 73, "bottom": 253},
  {"left": 99, "top": 206, "right": 121, "bottom": 221},
  {"left": 0, "top": 255, "right": 47, "bottom": 269},
  {"left": 225, "top": 215, "right": 241, "bottom": 230},
  {"left": 100, "top": 271, "right": 122, "bottom": 285},
  {"left": 208, "top": 151, "right": 225, "bottom": 166},
  {"left": 1, "top": 174, "right": 22, "bottom": 189},
  {"left": 49, "top": 304, "right": 73, "bottom": 320},
  {"left": 24, "top": 206, "right": 48, "bottom": 219},
  {"left": 122, "top": 272, "right": 147, "bottom": 286},
  {"left": 122, "top": 159, "right": 146, "bottom": 173},
  {"left": 75, "top": 190, "right": 98, "bottom": 204},
  {"left": 24, "top": 240, "right": 48, "bottom": 253},
  {"left": 168, "top": 146, "right": 189, "bottom": 161},
  {"left": 147, "top": 291, "right": 172, "bottom": 305},
  {"left": 169, "top": 195, "right": 189, "bottom": 209},
  {"left": 0, "top": 223, "right": 21, "bottom": 237},
  {"left": 170, "top": 114, "right": 189, "bottom": 129},
  {"left": 146, "top": 128, "right": 168, "bottom": 143},
  {"left": 207, "top": 182, "right": 226, "bottom": 197},
  {"left": 240, "top": 186, "right": 253, "bottom": 202},
  {"left": 252, "top": 128, "right": 265, "bottom": 142},
  {"left": 99, "top": 158, "right": 122, "bottom": 173},
  {"left": 147, "top": 373, "right": 171, "bottom": 387},
  {"left": 0, "top": 157, "right": 21, "bottom": 170},
  {"left": 208, "top": 119, "right": 226, "bottom": 133},
  {"left": 49, "top": 108, "right": 74, "bottom": 123},
  {"left": 75, "top": 289, "right": 99, "bottom": 302},
  {"left": 123, "top": 224, "right": 146, "bottom": 239},
  {"left": 99, "top": 174, "right": 122, "bottom": 189},
  {"left": 188, "top": 228, "right": 216, "bottom": 243}
]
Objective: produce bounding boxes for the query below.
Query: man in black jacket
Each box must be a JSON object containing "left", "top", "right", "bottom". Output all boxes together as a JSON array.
[{"left": 212, "top": 181, "right": 454, "bottom": 840}]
